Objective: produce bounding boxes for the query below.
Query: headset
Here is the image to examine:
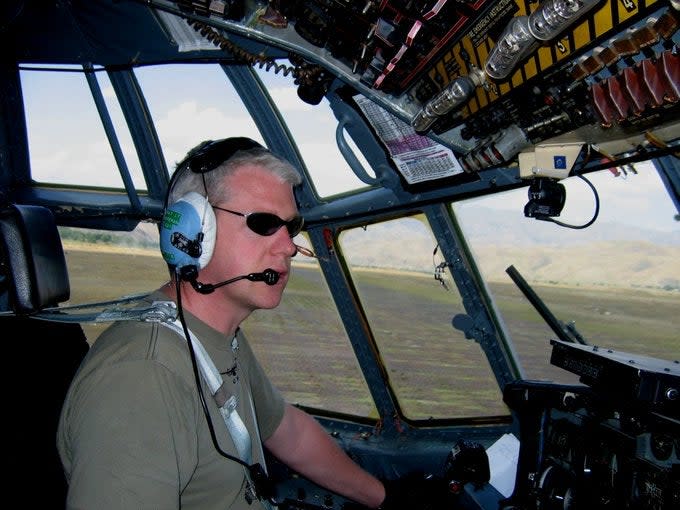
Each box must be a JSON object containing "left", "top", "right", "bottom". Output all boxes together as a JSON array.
[{"left": 159, "top": 137, "right": 265, "bottom": 283}]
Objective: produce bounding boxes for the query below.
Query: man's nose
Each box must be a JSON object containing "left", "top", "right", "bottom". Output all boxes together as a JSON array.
[{"left": 273, "top": 227, "right": 298, "bottom": 257}]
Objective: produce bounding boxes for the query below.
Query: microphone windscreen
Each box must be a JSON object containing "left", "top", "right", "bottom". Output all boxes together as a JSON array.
[{"left": 262, "top": 269, "right": 279, "bottom": 285}]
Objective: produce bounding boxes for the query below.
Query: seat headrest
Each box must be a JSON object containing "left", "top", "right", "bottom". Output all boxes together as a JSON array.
[{"left": 0, "top": 204, "right": 70, "bottom": 313}]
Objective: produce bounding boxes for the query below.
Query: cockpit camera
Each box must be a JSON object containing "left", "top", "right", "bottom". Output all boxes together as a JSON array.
[{"left": 524, "top": 177, "right": 566, "bottom": 220}]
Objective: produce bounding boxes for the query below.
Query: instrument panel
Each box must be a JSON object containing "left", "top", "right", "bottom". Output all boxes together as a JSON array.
[
  {"left": 173, "top": 0, "right": 679, "bottom": 170},
  {"left": 502, "top": 341, "right": 679, "bottom": 509}
]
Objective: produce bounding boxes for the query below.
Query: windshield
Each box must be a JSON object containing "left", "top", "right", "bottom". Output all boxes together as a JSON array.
[{"left": 453, "top": 163, "right": 679, "bottom": 384}]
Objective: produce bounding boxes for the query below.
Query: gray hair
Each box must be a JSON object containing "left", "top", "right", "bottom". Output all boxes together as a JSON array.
[{"left": 167, "top": 146, "right": 302, "bottom": 206}]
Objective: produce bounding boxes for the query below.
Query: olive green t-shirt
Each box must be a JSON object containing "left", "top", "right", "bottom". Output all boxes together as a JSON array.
[{"left": 57, "top": 293, "right": 285, "bottom": 509}]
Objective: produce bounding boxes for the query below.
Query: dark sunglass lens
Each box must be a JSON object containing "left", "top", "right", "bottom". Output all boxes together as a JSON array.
[
  {"left": 286, "top": 216, "right": 304, "bottom": 237},
  {"left": 246, "top": 213, "right": 303, "bottom": 237},
  {"left": 247, "top": 213, "right": 282, "bottom": 236}
]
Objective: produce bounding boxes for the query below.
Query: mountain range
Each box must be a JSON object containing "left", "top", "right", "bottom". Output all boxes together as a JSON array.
[
  {"left": 94, "top": 205, "right": 679, "bottom": 291},
  {"left": 339, "top": 205, "right": 680, "bottom": 290}
]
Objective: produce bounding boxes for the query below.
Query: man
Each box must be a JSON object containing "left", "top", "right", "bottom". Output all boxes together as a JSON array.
[{"left": 57, "top": 138, "right": 386, "bottom": 509}]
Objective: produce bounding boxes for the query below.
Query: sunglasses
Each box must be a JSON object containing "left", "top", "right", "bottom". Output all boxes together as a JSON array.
[
  {"left": 213, "top": 206, "right": 304, "bottom": 238},
  {"left": 184, "top": 137, "right": 265, "bottom": 174}
]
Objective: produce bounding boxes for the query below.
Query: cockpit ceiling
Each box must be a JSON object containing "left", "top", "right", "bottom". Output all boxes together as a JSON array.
[
  {"left": 3, "top": 2, "right": 150, "bottom": 65},
  {"left": 5, "top": 2, "right": 677, "bottom": 90},
  {"left": 1, "top": 1, "right": 256, "bottom": 66},
  {"left": 3, "top": 0, "right": 678, "bottom": 168}
]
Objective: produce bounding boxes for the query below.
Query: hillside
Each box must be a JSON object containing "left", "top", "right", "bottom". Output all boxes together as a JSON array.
[
  {"left": 340, "top": 208, "right": 680, "bottom": 290},
  {"left": 62, "top": 205, "right": 680, "bottom": 291},
  {"left": 468, "top": 241, "right": 679, "bottom": 289}
]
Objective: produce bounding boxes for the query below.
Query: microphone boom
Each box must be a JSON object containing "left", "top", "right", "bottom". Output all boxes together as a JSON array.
[{"left": 189, "top": 269, "right": 280, "bottom": 294}]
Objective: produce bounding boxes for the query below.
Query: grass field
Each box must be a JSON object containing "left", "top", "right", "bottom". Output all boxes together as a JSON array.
[
  {"left": 487, "top": 282, "right": 679, "bottom": 380},
  {"left": 62, "top": 245, "right": 679, "bottom": 420}
]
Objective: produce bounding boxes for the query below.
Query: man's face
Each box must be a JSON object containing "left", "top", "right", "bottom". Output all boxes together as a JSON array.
[{"left": 203, "top": 164, "right": 299, "bottom": 312}]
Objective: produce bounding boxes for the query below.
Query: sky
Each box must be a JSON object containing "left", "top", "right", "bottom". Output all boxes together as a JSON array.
[{"left": 19, "top": 62, "right": 679, "bottom": 233}]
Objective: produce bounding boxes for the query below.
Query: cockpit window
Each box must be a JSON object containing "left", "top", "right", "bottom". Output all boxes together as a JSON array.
[
  {"left": 134, "top": 63, "right": 263, "bottom": 173},
  {"left": 339, "top": 215, "right": 507, "bottom": 420},
  {"left": 254, "top": 64, "right": 374, "bottom": 198},
  {"left": 453, "top": 163, "right": 680, "bottom": 383},
  {"left": 21, "top": 64, "right": 144, "bottom": 189}
]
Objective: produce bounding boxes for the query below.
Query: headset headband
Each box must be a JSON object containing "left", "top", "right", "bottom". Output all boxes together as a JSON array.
[{"left": 181, "top": 137, "right": 265, "bottom": 174}]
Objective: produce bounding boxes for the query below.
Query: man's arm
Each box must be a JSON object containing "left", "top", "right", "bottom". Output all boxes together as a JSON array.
[{"left": 264, "top": 403, "right": 386, "bottom": 508}]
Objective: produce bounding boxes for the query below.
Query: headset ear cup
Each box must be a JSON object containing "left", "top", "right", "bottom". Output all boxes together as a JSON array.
[
  {"left": 160, "top": 191, "right": 216, "bottom": 271},
  {"left": 193, "top": 195, "right": 216, "bottom": 268}
]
